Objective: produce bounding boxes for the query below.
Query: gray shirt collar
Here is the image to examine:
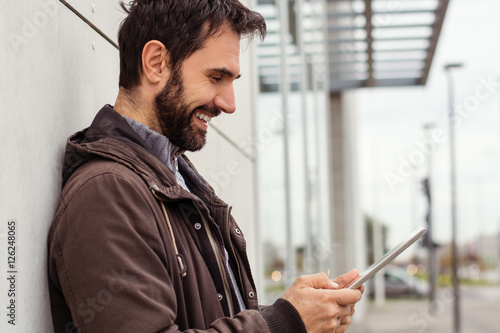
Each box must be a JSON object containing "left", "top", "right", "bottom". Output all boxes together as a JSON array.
[{"left": 121, "top": 115, "right": 185, "bottom": 177}]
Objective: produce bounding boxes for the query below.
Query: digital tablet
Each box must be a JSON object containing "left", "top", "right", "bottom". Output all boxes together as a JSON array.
[{"left": 348, "top": 226, "right": 426, "bottom": 289}]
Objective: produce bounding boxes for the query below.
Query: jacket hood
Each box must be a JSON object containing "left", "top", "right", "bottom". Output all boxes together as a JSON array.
[{"left": 62, "top": 105, "right": 150, "bottom": 185}]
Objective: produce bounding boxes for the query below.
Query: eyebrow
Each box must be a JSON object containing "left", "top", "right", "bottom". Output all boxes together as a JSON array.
[{"left": 212, "top": 68, "right": 241, "bottom": 80}]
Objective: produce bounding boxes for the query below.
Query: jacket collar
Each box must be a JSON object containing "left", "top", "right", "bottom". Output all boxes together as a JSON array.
[{"left": 63, "top": 105, "right": 226, "bottom": 208}]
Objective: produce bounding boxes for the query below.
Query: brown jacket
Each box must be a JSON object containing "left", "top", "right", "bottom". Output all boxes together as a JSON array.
[{"left": 47, "top": 106, "right": 306, "bottom": 333}]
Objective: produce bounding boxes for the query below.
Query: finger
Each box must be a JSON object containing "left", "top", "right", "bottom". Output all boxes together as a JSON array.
[
  {"left": 340, "top": 317, "right": 351, "bottom": 326},
  {"left": 337, "top": 317, "right": 352, "bottom": 333},
  {"left": 358, "top": 284, "right": 365, "bottom": 294},
  {"left": 336, "top": 304, "right": 353, "bottom": 319},
  {"left": 332, "top": 269, "right": 359, "bottom": 288},
  {"left": 326, "top": 288, "right": 362, "bottom": 305},
  {"left": 334, "top": 317, "right": 342, "bottom": 328}
]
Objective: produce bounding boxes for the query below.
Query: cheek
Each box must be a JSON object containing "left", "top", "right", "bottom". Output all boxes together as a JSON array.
[{"left": 186, "top": 84, "right": 217, "bottom": 106}]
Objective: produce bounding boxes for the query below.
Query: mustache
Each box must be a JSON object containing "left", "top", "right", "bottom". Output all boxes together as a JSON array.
[{"left": 194, "top": 105, "right": 221, "bottom": 118}]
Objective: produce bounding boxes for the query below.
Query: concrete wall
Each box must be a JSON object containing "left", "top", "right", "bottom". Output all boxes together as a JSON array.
[{"left": 0, "top": 0, "right": 258, "bottom": 331}]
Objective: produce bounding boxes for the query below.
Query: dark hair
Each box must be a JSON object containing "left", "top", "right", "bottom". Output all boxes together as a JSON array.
[{"left": 118, "top": 0, "right": 267, "bottom": 89}]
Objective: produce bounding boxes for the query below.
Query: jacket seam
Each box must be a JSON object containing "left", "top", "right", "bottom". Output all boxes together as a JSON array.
[{"left": 53, "top": 233, "right": 85, "bottom": 332}]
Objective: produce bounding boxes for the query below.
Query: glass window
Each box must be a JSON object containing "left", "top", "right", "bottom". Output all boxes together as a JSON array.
[{"left": 255, "top": 0, "right": 332, "bottom": 303}]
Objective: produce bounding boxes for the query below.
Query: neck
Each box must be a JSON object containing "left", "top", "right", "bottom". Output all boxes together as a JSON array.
[{"left": 114, "top": 87, "right": 159, "bottom": 131}]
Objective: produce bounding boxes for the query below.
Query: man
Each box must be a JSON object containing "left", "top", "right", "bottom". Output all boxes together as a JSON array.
[{"left": 47, "top": 1, "right": 363, "bottom": 332}]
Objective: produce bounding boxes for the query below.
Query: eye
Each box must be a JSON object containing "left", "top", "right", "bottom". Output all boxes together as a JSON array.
[{"left": 210, "top": 75, "right": 222, "bottom": 82}]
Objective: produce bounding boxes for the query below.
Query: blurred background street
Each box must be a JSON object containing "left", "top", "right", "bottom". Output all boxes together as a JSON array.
[{"left": 350, "top": 285, "right": 500, "bottom": 333}]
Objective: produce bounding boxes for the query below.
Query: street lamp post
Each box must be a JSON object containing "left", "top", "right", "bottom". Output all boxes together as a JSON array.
[
  {"left": 423, "top": 123, "right": 437, "bottom": 312},
  {"left": 444, "top": 63, "right": 463, "bottom": 333}
]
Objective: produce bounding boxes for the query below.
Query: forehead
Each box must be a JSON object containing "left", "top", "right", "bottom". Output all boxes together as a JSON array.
[{"left": 183, "top": 28, "right": 241, "bottom": 74}]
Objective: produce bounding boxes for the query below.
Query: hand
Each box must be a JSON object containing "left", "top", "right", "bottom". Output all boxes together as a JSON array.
[
  {"left": 282, "top": 273, "right": 362, "bottom": 333},
  {"left": 331, "top": 269, "right": 365, "bottom": 333}
]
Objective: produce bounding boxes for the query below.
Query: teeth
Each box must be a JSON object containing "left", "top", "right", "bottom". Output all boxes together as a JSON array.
[{"left": 195, "top": 112, "right": 212, "bottom": 123}]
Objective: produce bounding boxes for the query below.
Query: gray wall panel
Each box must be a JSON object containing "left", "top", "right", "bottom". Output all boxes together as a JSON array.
[
  {"left": 64, "top": 0, "right": 126, "bottom": 45},
  {"left": 1, "top": 1, "right": 120, "bottom": 331}
]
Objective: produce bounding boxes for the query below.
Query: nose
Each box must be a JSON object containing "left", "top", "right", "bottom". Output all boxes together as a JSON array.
[{"left": 213, "top": 83, "right": 236, "bottom": 114}]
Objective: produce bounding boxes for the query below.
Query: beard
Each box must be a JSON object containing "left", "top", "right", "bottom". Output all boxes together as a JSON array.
[{"left": 154, "top": 67, "right": 220, "bottom": 152}]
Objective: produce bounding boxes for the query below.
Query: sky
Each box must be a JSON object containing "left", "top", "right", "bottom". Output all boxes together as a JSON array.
[{"left": 356, "top": 0, "right": 500, "bottom": 250}]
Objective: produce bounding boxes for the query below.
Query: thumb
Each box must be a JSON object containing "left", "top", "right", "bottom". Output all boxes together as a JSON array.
[
  {"left": 299, "top": 273, "right": 339, "bottom": 289},
  {"left": 333, "top": 269, "right": 360, "bottom": 288}
]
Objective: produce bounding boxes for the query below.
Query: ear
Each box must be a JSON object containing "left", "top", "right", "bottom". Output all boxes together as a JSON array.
[{"left": 141, "top": 40, "right": 169, "bottom": 85}]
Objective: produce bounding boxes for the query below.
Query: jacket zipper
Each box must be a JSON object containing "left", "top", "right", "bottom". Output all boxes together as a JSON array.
[
  {"left": 226, "top": 206, "right": 245, "bottom": 302},
  {"left": 196, "top": 206, "right": 235, "bottom": 318}
]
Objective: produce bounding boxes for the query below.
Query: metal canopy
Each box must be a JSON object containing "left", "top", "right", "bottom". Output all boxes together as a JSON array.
[
  {"left": 255, "top": 0, "right": 449, "bottom": 92},
  {"left": 327, "top": 0, "right": 449, "bottom": 91}
]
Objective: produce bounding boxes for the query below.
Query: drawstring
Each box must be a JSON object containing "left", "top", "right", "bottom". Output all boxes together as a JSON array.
[{"left": 157, "top": 197, "right": 187, "bottom": 278}]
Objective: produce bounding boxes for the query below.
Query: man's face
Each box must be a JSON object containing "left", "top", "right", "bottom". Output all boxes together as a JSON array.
[{"left": 154, "top": 28, "right": 241, "bottom": 152}]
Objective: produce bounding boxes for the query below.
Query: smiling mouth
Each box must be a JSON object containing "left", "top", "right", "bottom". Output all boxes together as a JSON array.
[{"left": 194, "top": 111, "right": 213, "bottom": 123}]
